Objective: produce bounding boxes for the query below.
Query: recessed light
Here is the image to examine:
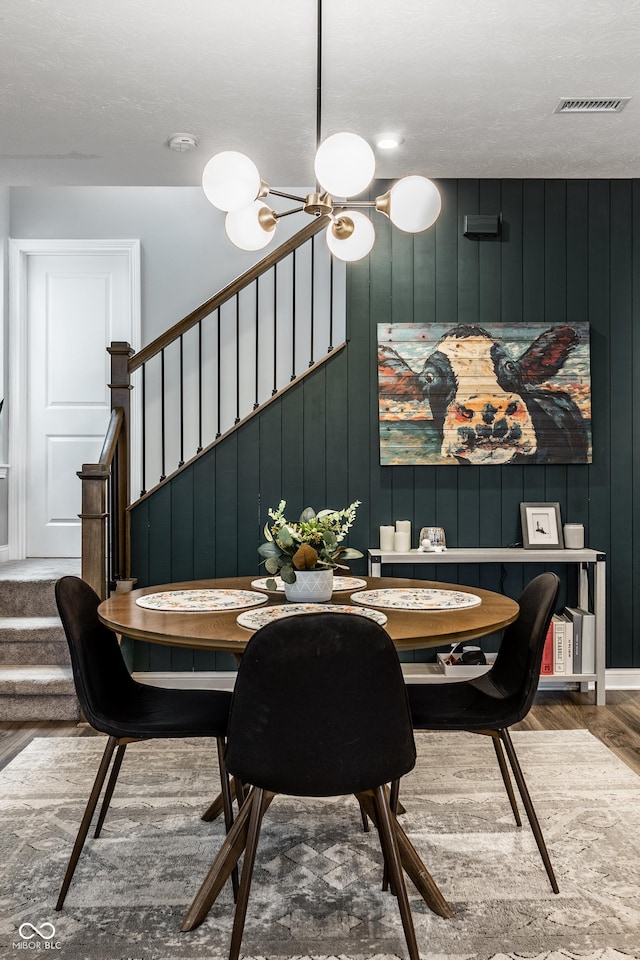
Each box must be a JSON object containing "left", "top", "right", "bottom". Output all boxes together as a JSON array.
[{"left": 376, "top": 134, "right": 404, "bottom": 150}]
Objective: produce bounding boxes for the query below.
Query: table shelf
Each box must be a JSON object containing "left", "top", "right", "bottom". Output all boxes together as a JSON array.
[{"left": 368, "top": 547, "right": 606, "bottom": 706}]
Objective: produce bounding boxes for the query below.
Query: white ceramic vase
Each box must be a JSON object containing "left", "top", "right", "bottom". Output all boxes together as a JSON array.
[{"left": 284, "top": 569, "right": 334, "bottom": 603}]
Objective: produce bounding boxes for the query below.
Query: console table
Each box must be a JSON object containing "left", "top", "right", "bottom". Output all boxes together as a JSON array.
[{"left": 368, "top": 547, "right": 606, "bottom": 706}]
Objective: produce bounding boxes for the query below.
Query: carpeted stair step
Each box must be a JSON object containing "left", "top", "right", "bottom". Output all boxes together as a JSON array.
[
  {"left": 0, "top": 559, "right": 81, "bottom": 719},
  {"left": 0, "top": 577, "right": 60, "bottom": 617},
  {"left": 0, "top": 616, "right": 70, "bottom": 665},
  {"left": 0, "top": 665, "right": 79, "bottom": 720}
]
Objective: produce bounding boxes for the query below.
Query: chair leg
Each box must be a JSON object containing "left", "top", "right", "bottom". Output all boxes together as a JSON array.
[
  {"left": 491, "top": 734, "right": 522, "bottom": 827},
  {"left": 500, "top": 728, "right": 559, "bottom": 894},
  {"left": 216, "top": 737, "right": 239, "bottom": 901},
  {"left": 233, "top": 777, "right": 248, "bottom": 811},
  {"left": 56, "top": 736, "right": 118, "bottom": 911},
  {"left": 93, "top": 743, "right": 127, "bottom": 838},
  {"left": 372, "top": 785, "right": 420, "bottom": 960},
  {"left": 382, "top": 778, "right": 401, "bottom": 892},
  {"left": 229, "top": 787, "right": 268, "bottom": 960},
  {"left": 357, "top": 798, "right": 370, "bottom": 832}
]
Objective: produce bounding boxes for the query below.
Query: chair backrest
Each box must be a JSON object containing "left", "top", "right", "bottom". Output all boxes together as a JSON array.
[
  {"left": 55, "top": 575, "right": 139, "bottom": 732},
  {"left": 224, "top": 613, "right": 417, "bottom": 797},
  {"left": 477, "top": 571, "right": 560, "bottom": 718}
]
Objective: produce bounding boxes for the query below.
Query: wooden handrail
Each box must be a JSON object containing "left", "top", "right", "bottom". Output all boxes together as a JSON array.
[
  {"left": 98, "top": 407, "right": 124, "bottom": 467},
  {"left": 129, "top": 215, "right": 330, "bottom": 373}
]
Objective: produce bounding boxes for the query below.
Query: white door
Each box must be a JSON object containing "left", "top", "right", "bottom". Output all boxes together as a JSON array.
[{"left": 9, "top": 240, "right": 140, "bottom": 558}]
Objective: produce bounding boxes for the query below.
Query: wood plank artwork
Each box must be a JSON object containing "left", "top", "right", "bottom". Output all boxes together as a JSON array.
[{"left": 378, "top": 322, "right": 592, "bottom": 466}]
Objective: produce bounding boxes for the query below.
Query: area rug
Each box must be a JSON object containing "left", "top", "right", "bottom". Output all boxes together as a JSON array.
[{"left": 1, "top": 729, "right": 639, "bottom": 960}]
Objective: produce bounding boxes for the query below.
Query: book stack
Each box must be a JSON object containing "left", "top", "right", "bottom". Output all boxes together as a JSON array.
[{"left": 540, "top": 607, "right": 595, "bottom": 677}]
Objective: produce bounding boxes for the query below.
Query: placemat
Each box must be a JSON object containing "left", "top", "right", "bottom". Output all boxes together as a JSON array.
[
  {"left": 349, "top": 587, "right": 482, "bottom": 610},
  {"left": 135, "top": 589, "right": 268, "bottom": 612},
  {"left": 250, "top": 576, "right": 367, "bottom": 593},
  {"left": 237, "top": 602, "right": 388, "bottom": 630}
]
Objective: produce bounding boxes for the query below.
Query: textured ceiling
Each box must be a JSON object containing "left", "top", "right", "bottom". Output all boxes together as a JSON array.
[{"left": 1, "top": 0, "right": 640, "bottom": 187}]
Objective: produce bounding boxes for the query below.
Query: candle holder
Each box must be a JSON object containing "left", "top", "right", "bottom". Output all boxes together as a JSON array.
[{"left": 419, "top": 526, "right": 446, "bottom": 552}]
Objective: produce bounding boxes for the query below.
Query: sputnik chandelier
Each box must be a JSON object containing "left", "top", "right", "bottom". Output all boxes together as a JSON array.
[{"left": 201, "top": 1, "right": 442, "bottom": 262}]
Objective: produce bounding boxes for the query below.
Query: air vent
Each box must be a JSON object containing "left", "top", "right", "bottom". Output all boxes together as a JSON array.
[{"left": 554, "top": 97, "right": 630, "bottom": 114}]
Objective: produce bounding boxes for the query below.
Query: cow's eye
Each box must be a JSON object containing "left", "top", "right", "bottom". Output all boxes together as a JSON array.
[
  {"left": 504, "top": 360, "right": 516, "bottom": 372},
  {"left": 424, "top": 372, "right": 435, "bottom": 384}
]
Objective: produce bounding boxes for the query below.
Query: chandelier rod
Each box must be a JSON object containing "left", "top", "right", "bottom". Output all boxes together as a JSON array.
[
  {"left": 316, "top": 0, "right": 323, "bottom": 153},
  {"left": 316, "top": 0, "right": 323, "bottom": 191}
]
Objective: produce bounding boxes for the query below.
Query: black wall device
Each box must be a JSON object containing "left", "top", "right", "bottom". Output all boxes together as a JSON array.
[{"left": 463, "top": 214, "right": 502, "bottom": 239}]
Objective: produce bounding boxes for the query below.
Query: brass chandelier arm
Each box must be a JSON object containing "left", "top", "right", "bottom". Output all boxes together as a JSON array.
[
  {"left": 274, "top": 206, "right": 305, "bottom": 219},
  {"left": 269, "top": 188, "right": 308, "bottom": 203},
  {"left": 332, "top": 200, "right": 377, "bottom": 209}
]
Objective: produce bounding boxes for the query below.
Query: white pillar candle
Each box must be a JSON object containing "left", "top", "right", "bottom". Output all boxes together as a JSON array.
[
  {"left": 395, "top": 519, "right": 411, "bottom": 535},
  {"left": 394, "top": 531, "right": 411, "bottom": 552},
  {"left": 380, "top": 525, "right": 395, "bottom": 551}
]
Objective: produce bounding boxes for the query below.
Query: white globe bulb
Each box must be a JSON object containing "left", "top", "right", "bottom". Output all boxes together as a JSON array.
[
  {"left": 225, "top": 201, "right": 276, "bottom": 251},
  {"left": 326, "top": 211, "right": 375, "bottom": 262},
  {"left": 314, "top": 132, "right": 376, "bottom": 198},
  {"left": 202, "top": 151, "right": 262, "bottom": 212},
  {"left": 387, "top": 176, "right": 442, "bottom": 232}
]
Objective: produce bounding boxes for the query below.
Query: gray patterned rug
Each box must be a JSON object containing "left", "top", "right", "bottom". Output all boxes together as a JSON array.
[{"left": 0, "top": 729, "right": 639, "bottom": 960}]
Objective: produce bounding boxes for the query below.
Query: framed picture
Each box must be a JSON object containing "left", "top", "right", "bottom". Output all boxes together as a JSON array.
[
  {"left": 378, "top": 321, "right": 592, "bottom": 466},
  {"left": 520, "top": 502, "right": 564, "bottom": 549}
]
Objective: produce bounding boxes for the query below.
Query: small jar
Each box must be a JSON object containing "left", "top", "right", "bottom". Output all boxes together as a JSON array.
[{"left": 563, "top": 523, "right": 584, "bottom": 549}]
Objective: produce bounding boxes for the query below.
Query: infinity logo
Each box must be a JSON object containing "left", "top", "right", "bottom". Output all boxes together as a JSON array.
[{"left": 18, "top": 923, "right": 56, "bottom": 940}]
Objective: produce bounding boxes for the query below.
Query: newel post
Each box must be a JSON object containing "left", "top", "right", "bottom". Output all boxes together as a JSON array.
[
  {"left": 108, "top": 342, "right": 134, "bottom": 579},
  {"left": 78, "top": 463, "right": 110, "bottom": 599}
]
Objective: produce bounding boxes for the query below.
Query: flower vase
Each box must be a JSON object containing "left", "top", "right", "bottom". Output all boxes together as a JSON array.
[{"left": 284, "top": 569, "right": 333, "bottom": 603}]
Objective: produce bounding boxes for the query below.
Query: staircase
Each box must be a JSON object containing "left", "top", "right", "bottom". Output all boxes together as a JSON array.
[{"left": 0, "top": 559, "right": 81, "bottom": 720}]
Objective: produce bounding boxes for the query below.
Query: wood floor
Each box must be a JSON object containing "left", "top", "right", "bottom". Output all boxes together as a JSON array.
[{"left": 1, "top": 689, "right": 640, "bottom": 774}]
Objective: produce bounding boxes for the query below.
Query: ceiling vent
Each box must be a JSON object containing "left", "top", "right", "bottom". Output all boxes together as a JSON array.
[{"left": 554, "top": 97, "right": 630, "bottom": 114}]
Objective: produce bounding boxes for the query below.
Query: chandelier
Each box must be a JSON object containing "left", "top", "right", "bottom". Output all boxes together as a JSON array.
[{"left": 200, "top": 2, "right": 442, "bottom": 262}]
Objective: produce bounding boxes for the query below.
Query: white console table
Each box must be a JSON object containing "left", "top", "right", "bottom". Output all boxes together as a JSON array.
[{"left": 368, "top": 547, "right": 606, "bottom": 706}]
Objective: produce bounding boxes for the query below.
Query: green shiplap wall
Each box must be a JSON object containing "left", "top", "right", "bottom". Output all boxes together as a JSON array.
[{"left": 130, "top": 178, "right": 635, "bottom": 672}]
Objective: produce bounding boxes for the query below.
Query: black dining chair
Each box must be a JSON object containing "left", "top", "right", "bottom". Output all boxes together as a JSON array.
[
  {"left": 218, "top": 612, "right": 422, "bottom": 960},
  {"left": 404, "top": 571, "right": 561, "bottom": 893},
  {"left": 54, "top": 575, "right": 235, "bottom": 910}
]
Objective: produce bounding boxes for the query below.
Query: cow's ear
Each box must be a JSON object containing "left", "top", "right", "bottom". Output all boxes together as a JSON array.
[
  {"left": 516, "top": 325, "right": 579, "bottom": 384},
  {"left": 378, "top": 344, "right": 426, "bottom": 399}
]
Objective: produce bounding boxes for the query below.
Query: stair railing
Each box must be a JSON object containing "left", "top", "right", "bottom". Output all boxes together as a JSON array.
[{"left": 79, "top": 214, "right": 345, "bottom": 599}]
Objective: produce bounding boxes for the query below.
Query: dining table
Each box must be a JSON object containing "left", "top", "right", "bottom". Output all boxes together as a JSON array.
[
  {"left": 98, "top": 573, "right": 519, "bottom": 655},
  {"left": 98, "top": 573, "right": 519, "bottom": 930}
]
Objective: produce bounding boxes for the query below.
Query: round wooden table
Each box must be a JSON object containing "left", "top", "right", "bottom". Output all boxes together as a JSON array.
[{"left": 98, "top": 574, "right": 519, "bottom": 654}]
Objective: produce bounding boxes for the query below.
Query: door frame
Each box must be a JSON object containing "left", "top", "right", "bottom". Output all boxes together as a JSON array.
[{"left": 8, "top": 239, "right": 141, "bottom": 559}]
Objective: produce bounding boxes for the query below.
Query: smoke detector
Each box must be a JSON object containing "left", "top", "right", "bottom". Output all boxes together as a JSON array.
[
  {"left": 554, "top": 97, "right": 630, "bottom": 114},
  {"left": 168, "top": 133, "right": 198, "bottom": 152}
]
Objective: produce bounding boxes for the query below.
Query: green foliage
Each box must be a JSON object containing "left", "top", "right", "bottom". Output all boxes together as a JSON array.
[{"left": 257, "top": 500, "right": 363, "bottom": 583}]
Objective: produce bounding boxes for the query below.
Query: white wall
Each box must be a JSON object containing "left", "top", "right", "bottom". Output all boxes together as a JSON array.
[{"left": 9, "top": 186, "right": 344, "bottom": 346}]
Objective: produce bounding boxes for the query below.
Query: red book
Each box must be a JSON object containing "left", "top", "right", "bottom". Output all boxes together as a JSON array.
[{"left": 540, "top": 622, "right": 554, "bottom": 675}]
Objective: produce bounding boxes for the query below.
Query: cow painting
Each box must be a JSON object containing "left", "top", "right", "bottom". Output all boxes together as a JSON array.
[{"left": 378, "top": 322, "right": 591, "bottom": 466}]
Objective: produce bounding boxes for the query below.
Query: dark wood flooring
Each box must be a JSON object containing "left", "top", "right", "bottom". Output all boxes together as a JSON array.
[{"left": 1, "top": 689, "right": 640, "bottom": 774}]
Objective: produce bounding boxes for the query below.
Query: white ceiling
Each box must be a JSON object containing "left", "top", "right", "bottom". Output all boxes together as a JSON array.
[{"left": 2, "top": 0, "right": 640, "bottom": 188}]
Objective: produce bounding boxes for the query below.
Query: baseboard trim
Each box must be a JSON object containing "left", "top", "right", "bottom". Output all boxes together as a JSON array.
[
  {"left": 134, "top": 671, "right": 238, "bottom": 691},
  {"left": 133, "top": 667, "right": 640, "bottom": 692},
  {"left": 605, "top": 668, "right": 640, "bottom": 690}
]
